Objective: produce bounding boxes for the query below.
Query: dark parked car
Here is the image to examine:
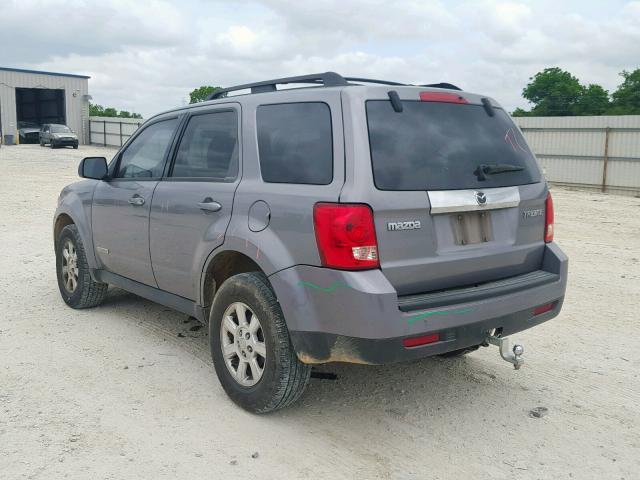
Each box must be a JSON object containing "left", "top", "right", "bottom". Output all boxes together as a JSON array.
[
  {"left": 40, "top": 124, "right": 78, "bottom": 149},
  {"left": 18, "top": 121, "right": 41, "bottom": 144},
  {"left": 53, "top": 72, "right": 568, "bottom": 413}
]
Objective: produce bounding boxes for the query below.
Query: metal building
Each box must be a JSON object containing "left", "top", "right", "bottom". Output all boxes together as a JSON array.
[{"left": 0, "top": 67, "right": 90, "bottom": 145}]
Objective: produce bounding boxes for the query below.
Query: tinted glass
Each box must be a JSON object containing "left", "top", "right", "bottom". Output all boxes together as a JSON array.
[
  {"left": 366, "top": 101, "right": 541, "bottom": 191},
  {"left": 171, "top": 111, "right": 238, "bottom": 180},
  {"left": 116, "top": 119, "right": 178, "bottom": 179},
  {"left": 257, "top": 103, "right": 333, "bottom": 185}
]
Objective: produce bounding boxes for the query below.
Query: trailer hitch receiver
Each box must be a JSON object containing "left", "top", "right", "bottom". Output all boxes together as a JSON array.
[{"left": 485, "top": 333, "right": 524, "bottom": 369}]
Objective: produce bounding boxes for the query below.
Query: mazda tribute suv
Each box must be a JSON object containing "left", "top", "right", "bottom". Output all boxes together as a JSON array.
[{"left": 54, "top": 72, "right": 568, "bottom": 413}]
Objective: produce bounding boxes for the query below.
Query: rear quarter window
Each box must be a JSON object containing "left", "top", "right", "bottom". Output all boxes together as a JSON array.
[
  {"left": 257, "top": 102, "right": 333, "bottom": 185},
  {"left": 366, "top": 100, "right": 541, "bottom": 191}
]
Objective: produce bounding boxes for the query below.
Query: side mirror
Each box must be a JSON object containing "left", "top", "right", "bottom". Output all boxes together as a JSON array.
[{"left": 78, "top": 157, "right": 108, "bottom": 180}]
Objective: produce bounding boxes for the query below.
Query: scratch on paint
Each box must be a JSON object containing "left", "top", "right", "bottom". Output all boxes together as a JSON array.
[
  {"left": 298, "top": 280, "right": 353, "bottom": 293},
  {"left": 406, "top": 308, "right": 473, "bottom": 326}
]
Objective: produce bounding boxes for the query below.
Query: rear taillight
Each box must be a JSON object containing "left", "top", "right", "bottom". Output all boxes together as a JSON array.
[
  {"left": 313, "top": 203, "right": 379, "bottom": 270},
  {"left": 544, "top": 193, "right": 554, "bottom": 243},
  {"left": 419, "top": 91, "right": 468, "bottom": 104}
]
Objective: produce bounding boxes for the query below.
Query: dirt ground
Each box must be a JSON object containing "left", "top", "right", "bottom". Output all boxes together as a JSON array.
[{"left": 1, "top": 144, "right": 639, "bottom": 480}]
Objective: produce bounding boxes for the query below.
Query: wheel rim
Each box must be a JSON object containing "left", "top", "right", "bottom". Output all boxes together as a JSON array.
[
  {"left": 220, "top": 302, "right": 266, "bottom": 387},
  {"left": 61, "top": 239, "right": 79, "bottom": 293}
]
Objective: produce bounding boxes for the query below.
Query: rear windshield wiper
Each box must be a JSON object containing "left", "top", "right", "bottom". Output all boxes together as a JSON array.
[{"left": 474, "top": 163, "right": 525, "bottom": 181}]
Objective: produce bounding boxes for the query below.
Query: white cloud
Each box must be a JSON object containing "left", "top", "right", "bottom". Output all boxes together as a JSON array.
[{"left": 3, "top": 0, "right": 638, "bottom": 116}]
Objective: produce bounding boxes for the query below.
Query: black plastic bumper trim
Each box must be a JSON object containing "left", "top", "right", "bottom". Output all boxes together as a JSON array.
[{"left": 398, "top": 270, "right": 559, "bottom": 312}]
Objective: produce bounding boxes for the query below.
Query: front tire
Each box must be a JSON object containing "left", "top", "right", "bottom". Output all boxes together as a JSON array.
[
  {"left": 56, "top": 224, "right": 108, "bottom": 308},
  {"left": 210, "top": 272, "right": 311, "bottom": 413}
]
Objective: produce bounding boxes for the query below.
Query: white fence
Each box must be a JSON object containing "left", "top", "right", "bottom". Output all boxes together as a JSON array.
[
  {"left": 89, "top": 116, "right": 144, "bottom": 148},
  {"left": 517, "top": 115, "right": 640, "bottom": 196}
]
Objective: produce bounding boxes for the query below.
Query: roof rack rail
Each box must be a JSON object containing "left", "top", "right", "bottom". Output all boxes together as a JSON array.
[
  {"left": 421, "top": 82, "right": 462, "bottom": 91},
  {"left": 343, "top": 77, "right": 406, "bottom": 86},
  {"left": 207, "top": 71, "right": 349, "bottom": 100},
  {"left": 206, "top": 73, "right": 462, "bottom": 100}
]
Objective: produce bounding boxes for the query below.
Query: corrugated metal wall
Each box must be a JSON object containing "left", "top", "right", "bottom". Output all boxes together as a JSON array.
[
  {"left": 0, "top": 69, "right": 90, "bottom": 144},
  {"left": 517, "top": 115, "right": 640, "bottom": 196},
  {"left": 89, "top": 117, "right": 144, "bottom": 148}
]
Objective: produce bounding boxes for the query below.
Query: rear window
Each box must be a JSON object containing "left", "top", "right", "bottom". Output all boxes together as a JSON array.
[
  {"left": 366, "top": 100, "right": 541, "bottom": 191},
  {"left": 257, "top": 102, "right": 333, "bottom": 185}
]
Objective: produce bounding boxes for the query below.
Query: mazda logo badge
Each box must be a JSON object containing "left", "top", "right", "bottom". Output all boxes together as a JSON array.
[{"left": 475, "top": 191, "right": 487, "bottom": 205}]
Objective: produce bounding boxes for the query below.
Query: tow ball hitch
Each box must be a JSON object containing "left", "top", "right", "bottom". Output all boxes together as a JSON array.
[{"left": 484, "top": 333, "right": 524, "bottom": 370}]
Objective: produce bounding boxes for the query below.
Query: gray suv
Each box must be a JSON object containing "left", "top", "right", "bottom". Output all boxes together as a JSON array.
[
  {"left": 40, "top": 123, "right": 79, "bottom": 149},
  {"left": 54, "top": 72, "right": 568, "bottom": 413}
]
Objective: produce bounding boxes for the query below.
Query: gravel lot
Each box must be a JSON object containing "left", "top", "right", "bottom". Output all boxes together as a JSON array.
[{"left": 1, "top": 144, "right": 639, "bottom": 479}]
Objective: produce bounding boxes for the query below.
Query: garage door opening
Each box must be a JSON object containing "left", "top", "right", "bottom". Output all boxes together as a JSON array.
[{"left": 16, "top": 88, "right": 66, "bottom": 143}]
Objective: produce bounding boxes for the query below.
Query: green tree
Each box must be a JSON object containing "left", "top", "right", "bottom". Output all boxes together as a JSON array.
[
  {"left": 511, "top": 107, "right": 531, "bottom": 117},
  {"left": 89, "top": 103, "right": 143, "bottom": 119},
  {"left": 572, "top": 84, "right": 610, "bottom": 115},
  {"left": 608, "top": 69, "right": 640, "bottom": 114},
  {"left": 521, "top": 67, "right": 583, "bottom": 116},
  {"left": 189, "top": 85, "right": 224, "bottom": 103},
  {"left": 89, "top": 103, "right": 105, "bottom": 116},
  {"left": 118, "top": 110, "right": 143, "bottom": 119}
]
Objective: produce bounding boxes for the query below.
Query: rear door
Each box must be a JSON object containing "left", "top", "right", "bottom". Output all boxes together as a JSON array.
[
  {"left": 149, "top": 105, "right": 240, "bottom": 300},
  {"left": 92, "top": 116, "right": 179, "bottom": 286},
  {"left": 340, "top": 87, "right": 548, "bottom": 296}
]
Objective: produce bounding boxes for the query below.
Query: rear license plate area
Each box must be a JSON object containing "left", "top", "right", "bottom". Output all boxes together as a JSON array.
[{"left": 450, "top": 211, "right": 492, "bottom": 245}]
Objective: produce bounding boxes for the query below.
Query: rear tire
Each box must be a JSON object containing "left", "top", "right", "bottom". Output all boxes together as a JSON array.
[
  {"left": 210, "top": 272, "right": 311, "bottom": 413},
  {"left": 56, "top": 224, "right": 108, "bottom": 308}
]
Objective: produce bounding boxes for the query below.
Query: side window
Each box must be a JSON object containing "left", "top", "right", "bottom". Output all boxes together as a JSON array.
[
  {"left": 171, "top": 111, "right": 238, "bottom": 180},
  {"left": 116, "top": 118, "right": 178, "bottom": 179},
  {"left": 257, "top": 103, "right": 333, "bottom": 185}
]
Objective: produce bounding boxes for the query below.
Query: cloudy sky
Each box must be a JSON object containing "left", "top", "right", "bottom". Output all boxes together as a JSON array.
[{"left": 3, "top": 0, "right": 639, "bottom": 117}]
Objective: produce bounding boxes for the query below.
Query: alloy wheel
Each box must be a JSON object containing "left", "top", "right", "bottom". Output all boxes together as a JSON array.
[
  {"left": 220, "top": 302, "right": 267, "bottom": 387},
  {"left": 61, "top": 239, "right": 79, "bottom": 293}
]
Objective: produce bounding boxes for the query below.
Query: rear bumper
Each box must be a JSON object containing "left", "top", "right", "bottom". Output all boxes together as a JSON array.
[{"left": 269, "top": 243, "right": 568, "bottom": 365}]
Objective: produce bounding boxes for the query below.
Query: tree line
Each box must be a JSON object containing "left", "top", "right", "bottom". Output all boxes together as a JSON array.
[
  {"left": 89, "top": 103, "right": 143, "bottom": 119},
  {"left": 513, "top": 67, "right": 640, "bottom": 116}
]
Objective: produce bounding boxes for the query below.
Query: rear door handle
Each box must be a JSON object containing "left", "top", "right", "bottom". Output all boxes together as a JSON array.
[
  {"left": 128, "top": 195, "right": 145, "bottom": 206},
  {"left": 197, "top": 198, "right": 222, "bottom": 212}
]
